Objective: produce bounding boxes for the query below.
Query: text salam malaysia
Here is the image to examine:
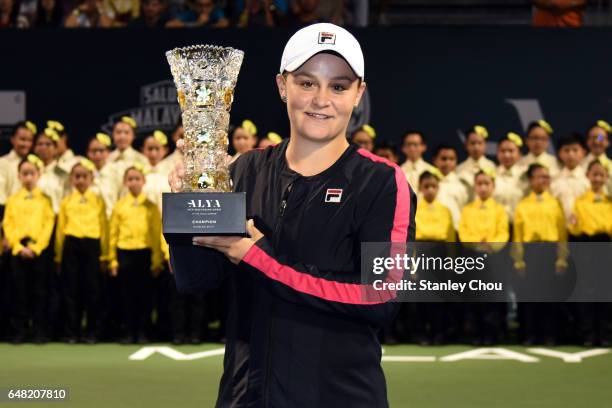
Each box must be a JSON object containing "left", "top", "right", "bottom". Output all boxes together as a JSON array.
[{"left": 372, "top": 280, "right": 503, "bottom": 292}]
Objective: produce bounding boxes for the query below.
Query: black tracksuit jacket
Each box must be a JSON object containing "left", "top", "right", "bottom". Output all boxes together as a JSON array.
[{"left": 170, "top": 139, "right": 416, "bottom": 407}]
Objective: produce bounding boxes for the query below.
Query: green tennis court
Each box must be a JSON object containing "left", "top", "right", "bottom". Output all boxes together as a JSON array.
[{"left": 1, "top": 344, "right": 611, "bottom": 407}]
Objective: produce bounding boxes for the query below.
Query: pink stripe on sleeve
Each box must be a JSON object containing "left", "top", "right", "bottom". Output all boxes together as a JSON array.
[{"left": 242, "top": 148, "right": 412, "bottom": 304}]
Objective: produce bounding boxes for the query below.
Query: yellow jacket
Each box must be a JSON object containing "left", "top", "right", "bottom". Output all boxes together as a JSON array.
[
  {"left": 458, "top": 197, "right": 509, "bottom": 247},
  {"left": 3, "top": 187, "right": 55, "bottom": 256},
  {"left": 415, "top": 198, "right": 456, "bottom": 242},
  {"left": 568, "top": 190, "right": 612, "bottom": 237},
  {"left": 161, "top": 232, "right": 170, "bottom": 263},
  {"left": 512, "top": 190, "right": 568, "bottom": 269},
  {"left": 109, "top": 192, "right": 162, "bottom": 271},
  {"left": 55, "top": 189, "right": 109, "bottom": 264}
]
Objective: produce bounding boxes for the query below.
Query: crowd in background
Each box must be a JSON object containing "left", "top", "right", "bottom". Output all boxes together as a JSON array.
[
  {"left": 0, "top": 0, "right": 369, "bottom": 28},
  {"left": 0, "top": 116, "right": 610, "bottom": 347},
  {"left": 0, "top": 0, "right": 593, "bottom": 29}
]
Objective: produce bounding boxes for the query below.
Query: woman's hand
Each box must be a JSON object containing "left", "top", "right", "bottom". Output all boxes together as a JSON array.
[{"left": 192, "top": 220, "right": 264, "bottom": 265}]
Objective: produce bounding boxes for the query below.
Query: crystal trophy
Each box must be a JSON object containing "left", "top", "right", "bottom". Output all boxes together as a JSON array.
[{"left": 163, "top": 45, "right": 246, "bottom": 244}]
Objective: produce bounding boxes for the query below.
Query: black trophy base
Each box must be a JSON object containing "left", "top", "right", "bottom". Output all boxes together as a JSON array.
[{"left": 162, "top": 192, "right": 247, "bottom": 245}]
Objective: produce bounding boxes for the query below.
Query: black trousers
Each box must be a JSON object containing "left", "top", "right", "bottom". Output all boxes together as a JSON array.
[
  {"left": 45, "top": 223, "right": 61, "bottom": 340},
  {"left": 411, "top": 241, "right": 453, "bottom": 343},
  {"left": 463, "top": 248, "right": 506, "bottom": 343},
  {"left": 9, "top": 253, "right": 48, "bottom": 338},
  {"left": 0, "top": 252, "right": 9, "bottom": 340},
  {"left": 168, "top": 271, "right": 206, "bottom": 339},
  {"left": 118, "top": 248, "right": 152, "bottom": 337},
  {"left": 574, "top": 234, "right": 612, "bottom": 343},
  {"left": 517, "top": 244, "right": 559, "bottom": 341},
  {"left": 61, "top": 236, "right": 102, "bottom": 338}
]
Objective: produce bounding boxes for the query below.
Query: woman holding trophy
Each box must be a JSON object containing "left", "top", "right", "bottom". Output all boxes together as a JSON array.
[{"left": 168, "top": 23, "right": 415, "bottom": 407}]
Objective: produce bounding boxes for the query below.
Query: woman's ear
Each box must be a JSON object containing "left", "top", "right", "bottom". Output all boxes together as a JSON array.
[
  {"left": 354, "top": 81, "right": 366, "bottom": 108},
  {"left": 276, "top": 74, "right": 287, "bottom": 103}
]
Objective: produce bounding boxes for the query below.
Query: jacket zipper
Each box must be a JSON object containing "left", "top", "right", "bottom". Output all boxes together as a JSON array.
[
  {"left": 272, "top": 182, "right": 293, "bottom": 248},
  {"left": 264, "top": 180, "right": 294, "bottom": 407}
]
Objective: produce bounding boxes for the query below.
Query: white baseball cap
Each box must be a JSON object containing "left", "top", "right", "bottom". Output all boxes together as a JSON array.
[{"left": 279, "top": 23, "right": 365, "bottom": 80}]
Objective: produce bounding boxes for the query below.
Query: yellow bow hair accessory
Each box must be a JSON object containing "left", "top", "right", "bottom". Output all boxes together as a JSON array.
[
  {"left": 25, "top": 121, "right": 37, "bottom": 135},
  {"left": 506, "top": 132, "right": 523, "bottom": 147},
  {"left": 596, "top": 120, "right": 612, "bottom": 133},
  {"left": 46, "top": 120, "right": 64, "bottom": 133},
  {"left": 78, "top": 158, "right": 96, "bottom": 173},
  {"left": 429, "top": 167, "right": 444, "bottom": 180},
  {"left": 362, "top": 124, "right": 376, "bottom": 139},
  {"left": 153, "top": 130, "right": 168, "bottom": 146},
  {"left": 537, "top": 119, "right": 553, "bottom": 134},
  {"left": 480, "top": 167, "right": 496, "bottom": 180},
  {"left": 121, "top": 116, "right": 137, "bottom": 129},
  {"left": 535, "top": 159, "right": 549, "bottom": 169},
  {"left": 44, "top": 128, "right": 60, "bottom": 143},
  {"left": 267, "top": 132, "right": 282, "bottom": 144},
  {"left": 473, "top": 125, "right": 488, "bottom": 139},
  {"left": 597, "top": 156, "right": 611, "bottom": 172},
  {"left": 130, "top": 162, "right": 149, "bottom": 176},
  {"left": 96, "top": 132, "right": 112, "bottom": 147},
  {"left": 241, "top": 119, "right": 257, "bottom": 136},
  {"left": 26, "top": 154, "right": 44, "bottom": 170}
]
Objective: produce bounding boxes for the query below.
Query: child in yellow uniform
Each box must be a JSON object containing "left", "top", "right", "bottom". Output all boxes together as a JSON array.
[
  {"left": 432, "top": 144, "right": 469, "bottom": 229},
  {"left": 231, "top": 119, "right": 258, "bottom": 163},
  {"left": 413, "top": 170, "right": 455, "bottom": 345},
  {"left": 400, "top": 130, "right": 435, "bottom": 191},
  {"left": 87, "top": 133, "right": 116, "bottom": 218},
  {"left": 416, "top": 170, "right": 456, "bottom": 242},
  {"left": 550, "top": 134, "right": 589, "bottom": 228},
  {"left": 582, "top": 120, "right": 611, "bottom": 170},
  {"left": 0, "top": 121, "right": 36, "bottom": 213},
  {"left": 0, "top": 121, "right": 36, "bottom": 340},
  {"left": 513, "top": 163, "right": 567, "bottom": 346},
  {"left": 459, "top": 170, "right": 509, "bottom": 244},
  {"left": 459, "top": 169, "right": 509, "bottom": 345},
  {"left": 258, "top": 131, "right": 283, "bottom": 149},
  {"left": 494, "top": 132, "right": 527, "bottom": 224},
  {"left": 55, "top": 159, "right": 108, "bottom": 343},
  {"left": 107, "top": 116, "right": 148, "bottom": 164},
  {"left": 46, "top": 119, "right": 77, "bottom": 174},
  {"left": 518, "top": 120, "right": 560, "bottom": 177},
  {"left": 104, "top": 116, "right": 149, "bottom": 215},
  {"left": 456, "top": 125, "right": 496, "bottom": 190},
  {"left": 350, "top": 123, "right": 376, "bottom": 153},
  {"left": 373, "top": 142, "right": 400, "bottom": 164},
  {"left": 109, "top": 165, "right": 162, "bottom": 344},
  {"left": 583, "top": 120, "right": 612, "bottom": 195},
  {"left": 140, "top": 131, "right": 171, "bottom": 340},
  {"left": 569, "top": 159, "right": 612, "bottom": 346},
  {"left": 34, "top": 127, "right": 71, "bottom": 213},
  {"left": 142, "top": 130, "right": 171, "bottom": 213},
  {"left": 159, "top": 121, "right": 184, "bottom": 173},
  {"left": 3, "top": 155, "right": 54, "bottom": 343}
]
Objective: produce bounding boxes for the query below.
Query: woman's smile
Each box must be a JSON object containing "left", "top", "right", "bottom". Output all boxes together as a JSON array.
[{"left": 305, "top": 112, "right": 333, "bottom": 121}]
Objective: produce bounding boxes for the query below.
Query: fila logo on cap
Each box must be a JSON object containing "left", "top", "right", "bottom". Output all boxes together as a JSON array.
[
  {"left": 325, "top": 188, "right": 343, "bottom": 203},
  {"left": 318, "top": 32, "right": 336, "bottom": 45}
]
